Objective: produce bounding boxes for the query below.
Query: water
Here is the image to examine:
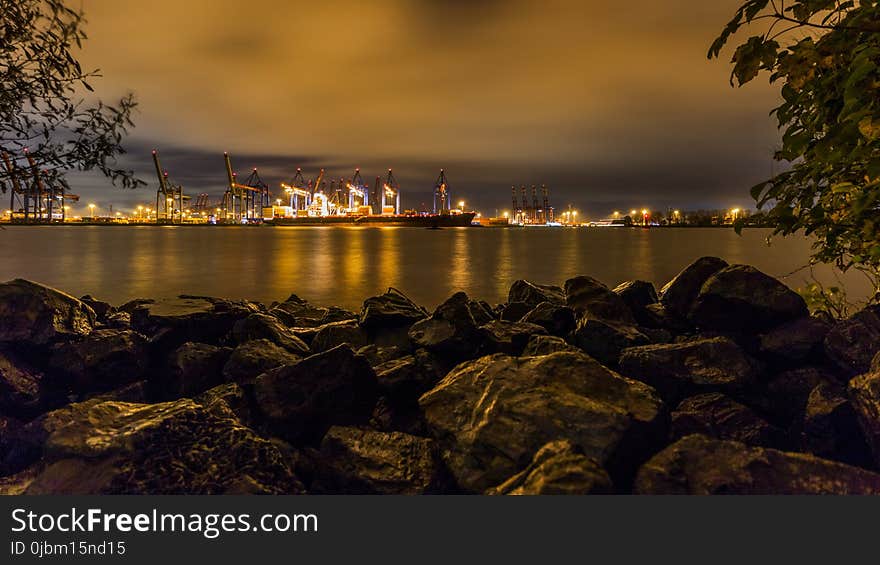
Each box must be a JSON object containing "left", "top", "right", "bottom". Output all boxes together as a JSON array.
[{"left": 0, "top": 225, "right": 871, "bottom": 310}]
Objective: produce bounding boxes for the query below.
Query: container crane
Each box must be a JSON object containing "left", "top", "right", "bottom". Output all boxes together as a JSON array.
[
  {"left": 222, "top": 152, "right": 269, "bottom": 222},
  {"left": 433, "top": 169, "right": 451, "bottom": 214},
  {"left": 152, "top": 150, "right": 186, "bottom": 223},
  {"left": 346, "top": 168, "right": 369, "bottom": 213},
  {"left": 381, "top": 168, "right": 400, "bottom": 215}
]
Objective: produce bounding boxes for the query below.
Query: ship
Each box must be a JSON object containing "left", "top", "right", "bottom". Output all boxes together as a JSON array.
[{"left": 270, "top": 212, "right": 477, "bottom": 227}]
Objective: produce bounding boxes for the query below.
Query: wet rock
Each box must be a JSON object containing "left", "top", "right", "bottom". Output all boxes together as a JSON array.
[
  {"left": 195, "top": 383, "right": 254, "bottom": 427},
  {"left": 634, "top": 434, "right": 880, "bottom": 494},
  {"left": 825, "top": 305, "right": 880, "bottom": 376},
  {"left": 0, "top": 348, "right": 61, "bottom": 418},
  {"left": 801, "top": 382, "right": 872, "bottom": 467},
  {"left": 48, "top": 329, "right": 149, "bottom": 393},
  {"left": 0, "top": 279, "right": 96, "bottom": 345},
  {"left": 79, "top": 295, "right": 115, "bottom": 321},
  {"left": 268, "top": 295, "right": 327, "bottom": 327},
  {"left": 374, "top": 349, "right": 445, "bottom": 407},
  {"left": 162, "top": 342, "right": 232, "bottom": 399},
  {"left": 1, "top": 416, "right": 40, "bottom": 477},
  {"left": 689, "top": 265, "right": 808, "bottom": 332},
  {"left": 520, "top": 302, "right": 576, "bottom": 337},
  {"left": 311, "top": 426, "right": 443, "bottom": 494},
  {"left": 254, "top": 345, "right": 379, "bottom": 444},
  {"left": 500, "top": 302, "right": 533, "bottom": 322},
  {"left": 571, "top": 318, "right": 649, "bottom": 368},
  {"left": 20, "top": 399, "right": 302, "bottom": 494},
  {"left": 311, "top": 320, "right": 369, "bottom": 353},
  {"left": 356, "top": 344, "right": 407, "bottom": 366},
  {"left": 359, "top": 288, "right": 428, "bottom": 332},
  {"left": 131, "top": 296, "right": 258, "bottom": 349},
  {"left": 847, "top": 367, "right": 880, "bottom": 467},
  {"left": 766, "top": 367, "right": 836, "bottom": 426},
  {"left": 659, "top": 256, "right": 728, "bottom": 319},
  {"left": 614, "top": 280, "right": 658, "bottom": 310},
  {"left": 117, "top": 298, "right": 154, "bottom": 313},
  {"left": 564, "top": 275, "right": 636, "bottom": 324},
  {"left": 671, "top": 393, "right": 782, "bottom": 448},
  {"left": 91, "top": 381, "right": 150, "bottom": 404},
  {"left": 408, "top": 292, "right": 482, "bottom": 363},
  {"left": 468, "top": 300, "right": 495, "bottom": 325},
  {"left": 619, "top": 337, "right": 758, "bottom": 402},
  {"left": 508, "top": 280, "right": 565, "bottom": 309},
  {"left": 222, "top": 339, "right": 301, "bottom": 384},
  {"left": 232, "top": 313, "right": 310, "bottom": 354},
  {"left": 758, "top": 316, "right": 830, "bottom": 364},
  {"left": 487, "top": 440, "right": 613, "bottom": 495},
  {"left": 104, "top": 311, "right": 131, "bottom": 329},
  {"left": 521, "top": 335, "right": 582, "bottom": 357},
  {"left": 419, "top": 351, "right": 665, "bottom": 492},
  {"left": 478, "top": 320, "right": 548, "bottom": 356}
]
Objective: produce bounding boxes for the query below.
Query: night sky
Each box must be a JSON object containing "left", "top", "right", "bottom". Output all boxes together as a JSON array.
[{"left": 70, "top": 0, "right": 782, "bottom": 218}]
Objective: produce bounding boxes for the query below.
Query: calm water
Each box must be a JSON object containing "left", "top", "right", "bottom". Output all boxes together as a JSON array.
[{"left": 0, "top": 226, "right": 871, "bottom": 310}]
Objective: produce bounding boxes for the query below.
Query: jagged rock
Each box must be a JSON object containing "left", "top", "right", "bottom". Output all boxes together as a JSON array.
[
  {"left": 359, "top": 288, "right": 428, "bottom": 331},
  {"left": 1, "top": 416, "right": 40, "bottom": 477},
  {"left": 468, "top": 300, "right": 495, "bottom": 325},
  {"left": 356, "top": 344, "right": 407, "bottom": 366},
  {"left": 269, "top": 295, "right": 327, "bottom": 327},
  {"left": 689, "top": 265, "right": 808, "bottom": 332},
  {"left": 91, "top": 381, "right": 149, "bottom": 404},
  {"left": 619, "top": 337, "right": 758, "bottom": 402},
  {"left": 825, "top": 305, "right": 880, "bottom": 376},
  {"left": 0, "top": 279, "right": 95, "bottom": 345},
  {"left": 766, "top": 367, "right": 835, "bottom": 425},
  {"left": 232, "top": 313, "right": 310, "bottom": 354},
  {"left": 564, "top": 275, "right": 636, "bottom": 324},
  {"left": 758, "top": 316, "right": 830, "bottom": 364},
  {"left": 521, "top": 335, "right": 582, "bottom": 357},
  {"left": 47, "top": 329, "right": 148, "bottom": 393},
  {"left": 104, "top": 311, "right": 131, "bottom": 329},
  {"left": 311, "top": 320, "right": 369, "bottom": 353},
  {"left": 500, "top": 302, "right": 533, "bottom": 322},
  {"left": 311, "top": 426, "right": 443, "bottom": 494},
  {"left": 847, "top": 367, "right": 880, "bottom": 467},
  {"left": 117, "top": 298, "right": 155, "bottom": 313},
  {"left": 0, "top": 348, "right": 62, "bottom": 418},
  {"left": 162, "top": 342, "right": 232, "bottom": 399},
  {"left": 571, "top": 318, "right": 649, "bottom": 367},
  {"left": 254, "top": 345, "right": 378, "bottom": 444},
  {"left": 195, "top": 383, "right": 254, "bottom": 427},
  {"left": 659, "top": 256, "right": 728, "bottom": 319},
  {"left": 408, "top": 292, "right": 482, "bottom": 363},
  {"left": 487, "top": 440, "right": 613, "bottom": 495},
  {"left": 131, "top": 296, "right": 258, "bottom": 349},
  {"left": 374, "top": 349, "right": 445, "bottom": 407},
  {"left": 634, "top": 434, "right": 880, "bottom": 494},
  {"left": 478, "top": 320, "right": 548, "bottom": 356},
  {"left": 520, "top": 302, "right": 576, "bottom": 337},
  {"left": 79, "top": 295, "right": 115, "bottom": 321},
  {"left": 222, "top": 339, "right": 301, "bottom": 384},
  {"left": 419, "top": 351, "right": 665, "bottom": 492},
  {"left": 508, "top": 280, "right": 565, "bottom": 309},
  {"left": 671, "top": 393, "right": 782, "bottom": 448},
  {"left": 614, "top": 280, "right": 658, "bottom": 309},
  {"left": 18, "top": 399, "right": 302, "bottom": 494},
  {"left": 802, "top": 381, "right": 872, "bottom": 467}
]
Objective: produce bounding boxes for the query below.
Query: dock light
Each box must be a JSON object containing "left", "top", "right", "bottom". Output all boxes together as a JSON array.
[
  {"left": 613, "top": 211, "right": 620, "bottom": 218},
  {"left": 630, "top": 210, "right": 637, "bottom": 216},
  {"left": 503, "top": 212, "right": 509, "bottom": 218},
  {"left": 458, "top": 201, "right": 465, "bottom": 209},
  {"left": 88, "top": 203, "right": 96, "bottom": 218}
]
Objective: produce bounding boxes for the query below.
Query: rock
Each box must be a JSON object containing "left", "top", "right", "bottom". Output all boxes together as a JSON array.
[
  {"left": 195, "top": 383, "right": 254, "bottom": 426},
  {"left": 359, "top": 288, "right": 428, "bottom": 332},
  {"left": 311, "top": 426, "right": 443, "bottom": 494},
  {"left": 91, "top": 381, "right": 150, "bottom": 404},
  {"left": 758, "top": 316, "right": 830, "bottom": 364},
  {"left": 659, "top": 256, "right": 728, "bottom": 319},
  {"left": 48, "top": 329, "right": 149, "bottom": 393},
  {"left": 671, "top": 393, "right": 782, "bottom": 448},
  {"left": 311, "top": 320, "right": 369, "bottom": 353},
  {"left": 79, "top": 295, "right": 115, "bottom": 321},
  {"left": 802, "top": 382, "right": 872, "bottom": 467},
  {"left": 825, "top": 305, "right": 880, "bottom": 376},
  {"left": 254, "top": 345, "right": 378, "bottom": 444},
  {"left": 766, "top": 367, "right": 836, "bottom": 426},
  {"left": 613, "top": 280, "right": 659, "bottom": 326},
  {"left": 521, "top": 335, "right": 582, "bottom": 357},
  {"left": 571, "top": 318, "right": 650, "bottom": 368},
  {"left": 408, "top": 292, "right": 482, "bottom": 363},
  {"left": 0, "top": 279, "right": 96, "bottom": 345},
  {"left": 162, "top": 342, "right": 232, "bottom": 399},
  {"left": 689, "top": 265, "right": 808, "bottom": 332},
  {"left": 374, "top": 350, "right": 444, "bottom": 407},
  {"left": 117, "top": 298, "right": 154, "bottom": 313},
  {"left": 634, "top": 434, "right": 880, "bottom": 494},
  {"left": 1, "top": 416, "right": 40, "bottom": 477},
  {"left": 468, "top": 300, "right": 495, "bottom": 325},
  {"left": 269, "top": 295, "right": 356, "bottom": 328},
  {"left": 232, "top": 313, "right": 310, "bottom": 354},
  {"left": 20, "top": 399, "right": 302, "bottom": 494},
  {"left": 564, "top": 275, "right": 636, "bottom": 324},
  {"left": 131, "top": 296, "right": 258, "bottom": 349},
  {"left": 419, "top": 351, "right": 665, "bottom": 492},
  {"left": 847, "top": 368, "right": 880, "bottom": 467},
  {"left": 222, "top": 339, "right": 301, "bottom": 384},
  {"left": 356, "top": 344, "right": 407, "bottom": 366},
  {"left": 508, "top": 280, "right": 565, "bottom": 309},
  {"left": 487, "top": 440, "right": 613, "bottom": 495},
  {"left": 520, "top": 302, "right": 576, "bottom": 337},
  {"left": 619, "top": 337, "right": 758, "bottom": 402},
  {"left": 0, "top": 348, "right": 62, "bottom": 418},
  {"left": 104, "top": 311, "right": 131, "bottom": 329},
  {"left": 500, "top": 302, "right": 533, "bottom": 322},
  {"left": 478, "top": 320, "right": 548, "bottom": 356}
]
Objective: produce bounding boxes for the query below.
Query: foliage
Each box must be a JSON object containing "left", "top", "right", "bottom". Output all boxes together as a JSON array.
[
  {"left": 0, "top": 0, "right": 142, "bottom": 196},
  {"left": 710, "top": 1, "right": 880, "bottom": 293}
]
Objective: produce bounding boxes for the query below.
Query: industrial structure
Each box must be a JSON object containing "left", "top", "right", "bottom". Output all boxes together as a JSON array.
[
  {"left": 152, "top": 150, "right": 188, "bottom": 223},
  {"left": 511, "top": 184, "right": 554, "bottom": 224},
  {"left": 222, "top": 153, "right": 270, "bottom": 223},
  {"left": 1, "top": 148, "right": 78, "bottom": 222}
]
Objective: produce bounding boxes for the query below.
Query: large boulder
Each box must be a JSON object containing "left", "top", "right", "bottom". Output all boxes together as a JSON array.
[
  {"left": 468, "top": 300, "right": 495, "bottom": 325},
  {"left": 311, "top": 320, "right": 369, "bottom": 353},
  {"left": 499, "top": 302, "right": 534, "bottom": 322},
  {"left": 564, "top": 276, "right": 636, "bottom": 324},
  {"left": 824, "top": 305, "right": 880, "bottom": 376},
  {"left": 619, "top": 337, "right": 758, "bottom": 402},
  {"left": 221, "top": 339, "right": 301, "bottom": 384},
  {"left": 520, "top": 302, "right": 576, "bottom": 337},
  {"left": 847, "top": 367, "right": 880, "bottom": 467},
  {"left": 1, "top": 416, "right": 40, "bottom": 477},
  {"left": 0, "top": 348, "right": 62, "bottom": 418},
  {"left": 478, "top": 320, "right": 548, "bottom": 356},
  {"left": 570, "top": 318, "right": 650, "bottom": 368},
  {"left": 758, "top": 316, "right": 830, "bottom": 364},
  {"left": 232, "top": 313, "right": 310, "bottom": 354},
  {"left": 0, "top": 279, "right": 96, "bottom": 345},
  {"left": 161, "top": 342, "right": 232, "bottom": 399},
  {"left": 766, "top": 367, "right": 836, "bottom": 426},
  {"left": 613, "top": 280, "right": 659, "bottom": 326},
  {"left": 311, "top": 426, "right": 444, "bottom": 494},
  {"left": 689, "top": 265, "right": 808, "bottom": 332},
  {"left": 508, "top": 280, "right": 565, "bottom": 309},
  {"left": 659, "top": 257, "right": 728, "bottom": 319},
  {"left": 419, "top": 351, "right": 665, "bottom": 492},
  {"left": 487, "top": 440, "right": 613, "bottom": 495},
  {"left": 374, "top": 349, "right": 445, "bottom": 408},
  {"left": 634, "top": 434, "right": 880, "bottom": 494},
  {"left": 359, "top": 288, "right": 428, "bottom": 332},
  {"left": 671, "top": 393, "right": 782, "bottom": 448},
  {"left": 16, "top": 399, "right": 302, "bottom": 494},
  {"left": 79, "top": 295, "right": 115, "bottom": 321},
  {"left": 130, "top": 296, "right": 259, "bottom": 349},
  {"left": 408, "top": 292, "right": 482, "bottom": 364},
  {"left": 521, "top": 335, "right": 582, "bottom": 357},
  {"left": 254, "top": 345, "right": 378, "bottom": 444},
  {"left": 268, "top": 294, "right": 357, "bottom": 328},
  {"left": 801, "top": 381, "right": 872, "bottom": 467},
  {"left": 48, "top": 329, "right": 149, "bottom": 393}
]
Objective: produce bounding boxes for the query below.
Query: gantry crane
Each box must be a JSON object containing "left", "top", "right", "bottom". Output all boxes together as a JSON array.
[
  {"left": 153, "top": 150, "right": 187, "bottom": 223},
  {"left": 381, "top": 169, "right": 400, "bottom": 215},
  {"left": 1, "top": 150, "right": 72, "bottom": 222},
  {"left": 280, "top": 168, "right": 312, "bottom": 213},
  {"left": 346, "top": 168, "right": 369, "bottom": 213},
  {"left": 222, "top": 152, "right": 270, "bottom": 222}
]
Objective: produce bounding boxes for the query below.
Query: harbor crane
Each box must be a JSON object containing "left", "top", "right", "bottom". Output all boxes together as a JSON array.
[
  {"left": 222, "top": 152, "right": 270, "bottom": 222},
  {"left": 1, "top": 149, "right": 74, "bottom": 222},
  {"left": 434, "top": 169, "right": 451, "bottom": 214},
  {"left": 281, "top": 168, "right": 312, "bottom": 213},
  {"left": 152, "top": 150, "right": 186, "bottom": 223},
  {"left": 346, "top": 168, "right": 369, "bottom": 212},
  {"left": 381, "top": 168, "right": 400, "bottom": 215}
]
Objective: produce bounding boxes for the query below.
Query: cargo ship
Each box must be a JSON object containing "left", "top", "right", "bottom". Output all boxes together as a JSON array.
[{"left": 270, "top": 212, "right": 477, "bottom": 227}]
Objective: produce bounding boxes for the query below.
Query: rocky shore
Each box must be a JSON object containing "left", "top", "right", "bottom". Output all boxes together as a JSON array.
[{"left": 1, "top": 257, "right": 880, "bottom": 494}]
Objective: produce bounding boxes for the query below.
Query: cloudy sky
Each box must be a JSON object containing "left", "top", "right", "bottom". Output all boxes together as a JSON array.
[{"left": 71, "top": 0, "right": 782, "bottom": 217}]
